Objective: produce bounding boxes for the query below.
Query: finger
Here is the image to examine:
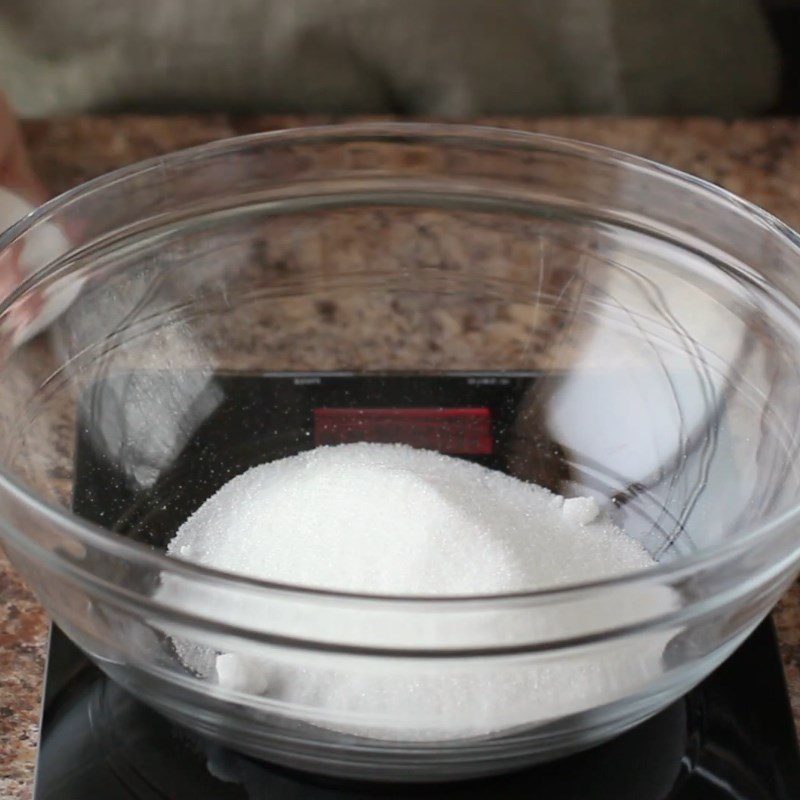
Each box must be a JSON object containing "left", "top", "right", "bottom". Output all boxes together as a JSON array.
[
  {"left": 0, "top": 92, "right": 46, "bottom": 204},
  {"left": 0, "top": 187, "right": 78, "bottom": 346}
]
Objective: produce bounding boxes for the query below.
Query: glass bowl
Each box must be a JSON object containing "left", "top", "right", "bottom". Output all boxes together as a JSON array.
[{"left": 0, "top": 123, "right": 799, "bottom": 782}]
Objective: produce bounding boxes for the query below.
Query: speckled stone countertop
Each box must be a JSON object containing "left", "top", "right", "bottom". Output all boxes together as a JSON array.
[{"left": 1, "top": 115, "right": 800, "bottom": 798}]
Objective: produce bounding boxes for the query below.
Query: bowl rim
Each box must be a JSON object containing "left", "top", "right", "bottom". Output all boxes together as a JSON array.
[{"left": 2, "top": 120, "right": 800, "bottom": 606}]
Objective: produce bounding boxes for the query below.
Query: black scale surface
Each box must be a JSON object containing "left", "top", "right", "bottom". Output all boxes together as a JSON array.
[{"left": 34, "top": 373, "right": 800, "bottom": 799}]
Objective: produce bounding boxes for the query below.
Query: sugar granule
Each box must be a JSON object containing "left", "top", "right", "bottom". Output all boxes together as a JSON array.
[{"left": 163, "top": 443, "right": 669, "bottom": 740}]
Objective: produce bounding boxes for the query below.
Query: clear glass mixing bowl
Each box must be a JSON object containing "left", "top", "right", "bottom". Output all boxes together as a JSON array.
[{"left": 0, "top": 123, "right": 799, "bottom": 782}]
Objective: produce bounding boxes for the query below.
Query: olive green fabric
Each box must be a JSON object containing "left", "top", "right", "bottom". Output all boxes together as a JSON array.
[{"left": 0, "top": 0, "right": 779, "bottom": 118}]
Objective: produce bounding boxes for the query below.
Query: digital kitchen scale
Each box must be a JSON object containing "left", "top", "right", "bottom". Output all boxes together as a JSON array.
[{"left": 33, "top": 372, "right": 800, "bottom": 799}]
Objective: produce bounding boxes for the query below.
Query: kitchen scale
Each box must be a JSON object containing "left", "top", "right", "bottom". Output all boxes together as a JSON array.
[{"left": 34, "top": 372, "right": 800, "bottom": 799}]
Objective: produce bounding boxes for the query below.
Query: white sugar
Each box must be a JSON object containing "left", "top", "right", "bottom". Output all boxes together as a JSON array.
[
  {"left": 168, "top": 443, "right": 651, "bottom": 594},
  {"left": 561, "top": 495, "right": 600, "bottom": 526},
  {"left": 164, "top": 443, "right": 668, "bottom": 740},
  {"left": 214, "top": 652, "right": 269, "bottom": 695}
]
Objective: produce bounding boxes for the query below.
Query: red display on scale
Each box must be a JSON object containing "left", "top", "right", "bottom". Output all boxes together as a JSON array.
[{"left": 313, "top": 407, "right": 493, "bottom": 454}]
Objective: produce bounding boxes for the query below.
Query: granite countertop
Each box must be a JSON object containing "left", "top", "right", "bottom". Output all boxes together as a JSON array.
[{"left": 1, "top": 115, "right": 800, "bottom": 798}]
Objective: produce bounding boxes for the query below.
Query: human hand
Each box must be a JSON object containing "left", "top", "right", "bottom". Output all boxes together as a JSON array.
[{"left": 0, "top": 92, "right": 72, "bottom": 344}]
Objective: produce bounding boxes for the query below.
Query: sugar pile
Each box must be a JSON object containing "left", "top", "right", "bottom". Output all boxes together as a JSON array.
[
  {"left": 168, "top": 443, "right": 651, "bottom": 593},
  {"left": 163, "top": 443, "right": 670, "bottom": 740}
]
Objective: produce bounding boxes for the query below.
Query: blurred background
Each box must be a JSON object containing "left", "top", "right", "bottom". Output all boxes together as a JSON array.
[
  {"left": 765, "top": 0, "right": 800, "bottom": 112},
  {"left": 1, "top": 0, "right": 800, "bottom": 118}
]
